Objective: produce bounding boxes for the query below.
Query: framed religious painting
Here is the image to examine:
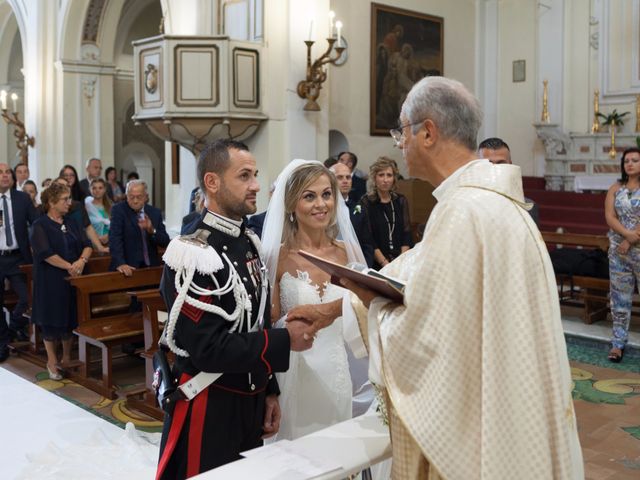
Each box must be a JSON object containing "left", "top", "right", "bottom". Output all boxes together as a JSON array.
[{"left": 370, "top": 3, "right": 443, "bottom": 136}]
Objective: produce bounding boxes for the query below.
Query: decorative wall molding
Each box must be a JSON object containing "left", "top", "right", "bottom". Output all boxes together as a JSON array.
[
  {"left": 598, "top": 0, "right": 640, "bottom": 103},
  {"left": 82, "top": 76, "right": 97, "bottom": 105},
  {"left": 55, "top": 59, "right": 116, "bottom": 75},
  {"left": 82, "top": 0, "right": 107, "bottom": 44}
]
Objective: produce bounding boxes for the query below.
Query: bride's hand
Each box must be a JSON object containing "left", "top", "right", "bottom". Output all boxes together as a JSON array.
[
  {"left": 285, "top": 319, "right": 314, "bottom": 352},
  {"left": 339, "top": 278, "right": 377, "bottom": 309}
]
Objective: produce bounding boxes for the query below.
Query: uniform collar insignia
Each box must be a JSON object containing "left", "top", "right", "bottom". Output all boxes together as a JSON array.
[{"left": 203, "top": 210, "right": 242, "bottom": 238}]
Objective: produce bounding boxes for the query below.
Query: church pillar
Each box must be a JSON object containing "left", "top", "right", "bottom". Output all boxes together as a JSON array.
[
  {"left": 253, "top": 0, "right": 331, "bottom": 208},
  {"left": 158, "top": 0, "right": 334, "bottom": 234},
  {"left": 6, "top": 0, "right": 61, "bottom": 181},
  {"left": 536, "top": 0, "right": 565, "bottom": 176}
]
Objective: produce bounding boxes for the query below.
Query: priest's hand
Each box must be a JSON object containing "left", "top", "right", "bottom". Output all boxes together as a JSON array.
[
  {"left": 285, "top": 319, "right": 314, "bottom": 351},
  {"left": 287, "top": 299, "right": 341, "bottom": 338},
  {"left": 339, "top": 278, "right": 378, "bottom": 309},
  {"left": 261, "top": 394, "right": 281, "bottom": 439}
]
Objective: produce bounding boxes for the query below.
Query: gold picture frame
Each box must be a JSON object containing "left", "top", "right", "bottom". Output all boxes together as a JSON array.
[{"left": 370, "top": 3, "right": 443, "bottom": 136}]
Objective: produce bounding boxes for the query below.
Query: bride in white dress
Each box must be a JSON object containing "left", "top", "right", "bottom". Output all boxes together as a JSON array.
[{"left": 262, "top": 160, "right": 369, "bottom": 441}]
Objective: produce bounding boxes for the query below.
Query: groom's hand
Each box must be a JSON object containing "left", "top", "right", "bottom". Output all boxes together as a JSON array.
[
  {"left": 261, "top": 394, "right": 281, "bottom": 439},
  {"left": 285, "top": 319, "right": 314, "bottom": 351},
  {"left": 287, "top": 299, "right": 342, "bottom": 338}
]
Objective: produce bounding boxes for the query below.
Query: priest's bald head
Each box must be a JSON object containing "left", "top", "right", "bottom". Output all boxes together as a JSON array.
[{"left": 397, "top": 76, "right": 482, "bottom": 187}]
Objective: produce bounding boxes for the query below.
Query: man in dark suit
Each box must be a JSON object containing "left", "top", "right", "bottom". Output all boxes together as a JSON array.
[
  {"left": 330, "top": 162, "right": 374, "bottom": 267},
  {"left": 78, "top": 157, "right": 102, "bottom": 198},
  {"left": 479, "top": 137, "right": 540, "bottom": 226},
  {"left": 338, "top": 151, "right": 367, "bottom": 203},
  {"left": 0, "top": 162, "right": 40, "bottom": 361},
  {"left": 109, "top": 179, "right": 170, "bottom": 276}
]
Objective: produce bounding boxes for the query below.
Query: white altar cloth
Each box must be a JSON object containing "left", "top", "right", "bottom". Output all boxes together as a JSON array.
[
  {"left": 0, "top": 367, "right": 159, "bottom": 479},
  {"left": 573, "top": 174, "right": 617, "bottom": 192},
  {"left": 195, "top": 412, "right": 392, "bottom": 479}
]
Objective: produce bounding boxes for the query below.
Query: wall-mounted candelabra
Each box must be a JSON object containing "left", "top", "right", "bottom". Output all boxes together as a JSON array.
[
  {"left": 1, "top": 90, "right": 35, "bottom": 166},
  {"left": 297, "top": 14, "right": 346, "bottom": 111}
]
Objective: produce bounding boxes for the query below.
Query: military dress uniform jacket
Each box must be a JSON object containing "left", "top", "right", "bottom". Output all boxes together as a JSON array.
[{"left": 156, "top": 211, "right": 290, "bottom": 480}]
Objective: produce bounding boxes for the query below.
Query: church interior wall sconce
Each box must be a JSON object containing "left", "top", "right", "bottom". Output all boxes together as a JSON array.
[
  {"left": 0, "top": 90, "right": 35, "bottom": 166},
  {"left": 297, "top": 13, "right": 347, "bottom": 111}
]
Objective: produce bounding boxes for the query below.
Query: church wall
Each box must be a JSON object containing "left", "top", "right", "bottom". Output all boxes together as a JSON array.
[
  {"left": 329, "top": 0, "right": 477, "bottom": 179},
  {"left": 494, "top": 0, "right": 538, "bottom": 176}
]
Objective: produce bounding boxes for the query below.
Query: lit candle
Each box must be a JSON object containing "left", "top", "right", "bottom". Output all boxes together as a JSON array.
[
  {"left": 11, "top": 93, "right": 18, "bottom": 113},
  {"left": 0, "top": 90, "right": 6, "bottom": 110},
  {"left": 328, "top": 11, "right": 335, "bottom": 37},
  {"left": 308, "top": 20, "right": 314, "bottom": 41},
  {"left": 336, "top": 21, "right": 343, "bottom": 47}
]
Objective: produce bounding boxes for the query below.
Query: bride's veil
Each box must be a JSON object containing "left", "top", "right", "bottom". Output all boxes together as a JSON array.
[{"left": 261, "top": 159, "right": 366, "bottom": 292}]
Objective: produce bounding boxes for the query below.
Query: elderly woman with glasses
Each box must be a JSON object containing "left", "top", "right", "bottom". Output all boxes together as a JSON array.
[
  {"left": 30, "top": 182, "right": 92, "bottom": 380},
  {"left": 360, "top": 156, "right": 413, "bottom": 269}
]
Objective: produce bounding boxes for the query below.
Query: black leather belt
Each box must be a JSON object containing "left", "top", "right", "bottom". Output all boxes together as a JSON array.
[{"left": 0, "top": 249, "right": 18, "bottom": 256}]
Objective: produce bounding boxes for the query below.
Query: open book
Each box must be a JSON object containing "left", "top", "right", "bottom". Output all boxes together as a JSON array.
[{"left": 299, "top": 250, "right": 405, "bottom": 303}]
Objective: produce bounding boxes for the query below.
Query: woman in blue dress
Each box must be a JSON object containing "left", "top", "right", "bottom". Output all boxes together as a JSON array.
[
  {"left": 30, "top": 182, "right": 92, "bottom": 379},
  {"left": 604, "top": 147, "right": 640, "bottom": 362}
]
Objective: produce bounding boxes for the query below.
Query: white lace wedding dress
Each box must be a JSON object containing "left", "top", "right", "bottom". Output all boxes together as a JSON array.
[{"left": 273, "top": 270, "right": 353, "bottom": 440}]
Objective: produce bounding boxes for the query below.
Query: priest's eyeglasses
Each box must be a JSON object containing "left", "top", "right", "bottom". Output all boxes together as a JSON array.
[{"left": 389, "top": 119, "right": 426, "bottom": 147}]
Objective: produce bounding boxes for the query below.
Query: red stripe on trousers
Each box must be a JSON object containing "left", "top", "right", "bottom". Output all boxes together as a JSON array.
[
  {"left": 156, "top": 373, "right": 192, "bottom": 480},
  {"left": 186, "top": 384, "right": 209, "bottom": 478}
]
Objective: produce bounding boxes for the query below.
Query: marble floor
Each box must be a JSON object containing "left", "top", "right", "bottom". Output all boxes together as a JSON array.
[{"left": 2, "top": 307, "right": 639, "bottom": 479}]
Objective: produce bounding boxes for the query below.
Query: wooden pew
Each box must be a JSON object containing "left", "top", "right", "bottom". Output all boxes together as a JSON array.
[
  {"left": 123, "top": 288, "right": 167, "bottom": 420},
  {"left": 68, "top": 266, "right": 164, "bottom": 399},
  {"left": 541, "top": 231, "right": 610, "bottom": 324},
  {"left": 14, "top": 253, "right": 113, "bottom": 365}
]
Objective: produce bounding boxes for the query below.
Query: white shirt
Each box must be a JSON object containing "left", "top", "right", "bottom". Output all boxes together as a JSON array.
[{"left": 0, "top": 190, "right": 18, "bottom": 250}]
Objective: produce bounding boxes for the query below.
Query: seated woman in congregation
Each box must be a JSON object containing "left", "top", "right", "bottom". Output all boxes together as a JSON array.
[
  {"left": 604, "top": 147, "right": 640, "bottom": 363},
  {"left": 360, "top": 156, "right": 412, "bottom": 269},
  {"left": 84, "top": 178, "right": 112, "bottom": 247},
  {"left": 262, "top": 160, "right": 369, "bottom": 440},
  {"left": 30, "top": 182, "right": 92, "bottom": 380}
]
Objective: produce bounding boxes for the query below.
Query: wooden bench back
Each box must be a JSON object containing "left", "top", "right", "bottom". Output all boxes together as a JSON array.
[
  {"left": 19, "top": 253, "right": 113, "bottom": 306},
  {"left": 541, "top": 231, "right": 609, "bottom": 251},
  {"left": 68, "top": 266, "right": 164, "bottom": 325}
]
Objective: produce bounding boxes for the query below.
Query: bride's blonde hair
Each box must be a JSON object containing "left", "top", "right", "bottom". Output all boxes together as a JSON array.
[{"left": 282, "top": 163, "right": 339, "bottom": 247}]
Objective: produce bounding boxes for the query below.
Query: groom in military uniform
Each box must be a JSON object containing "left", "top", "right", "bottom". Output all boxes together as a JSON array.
[{"left": 156, "top": 139, "right": 313, "bottom": 479}]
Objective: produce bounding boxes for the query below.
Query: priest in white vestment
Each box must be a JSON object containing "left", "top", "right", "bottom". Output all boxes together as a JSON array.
[{"left": 289, "top": 76, "right": 584, "bottom": 479}]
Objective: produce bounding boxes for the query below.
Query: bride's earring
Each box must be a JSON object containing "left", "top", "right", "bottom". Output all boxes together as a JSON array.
[{"left": 289, "top": 213, "right": 294, "bottom": 223}]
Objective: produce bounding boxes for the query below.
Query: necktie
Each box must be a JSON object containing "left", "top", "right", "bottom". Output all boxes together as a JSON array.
[
  {"left": 1, "top": 194, "right": 13, "bottom": 247},
  {"left": 140, "top": 224, "right": 150, "bottom": 266}
]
